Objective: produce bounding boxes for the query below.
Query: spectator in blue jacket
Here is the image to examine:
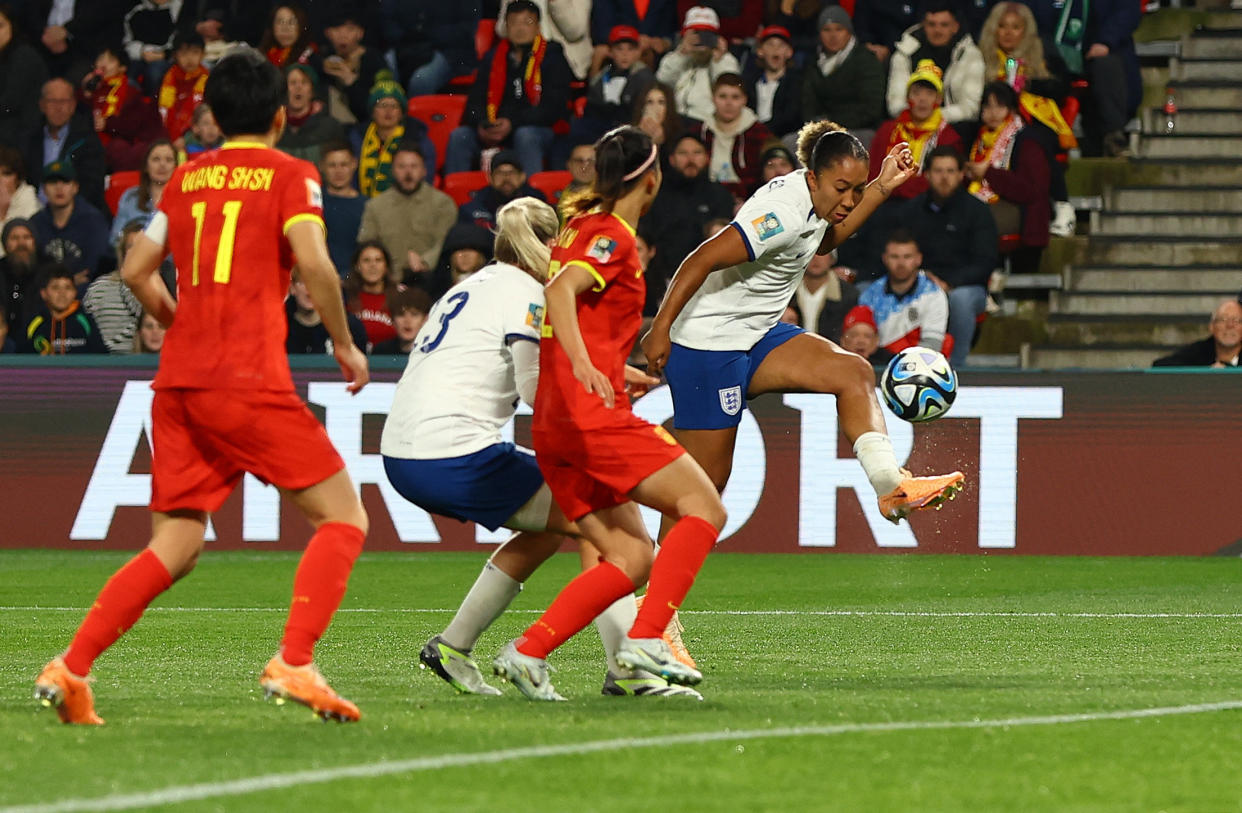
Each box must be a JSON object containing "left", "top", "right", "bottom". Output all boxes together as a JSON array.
[
  {"left": 30, "top": 159, "right": 108, "bottom": 286},
  {"left": 381, "top": 0, "right": 481, "bottom": 97}
]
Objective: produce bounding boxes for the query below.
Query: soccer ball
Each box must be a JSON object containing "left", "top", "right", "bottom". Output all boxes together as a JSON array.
[{"left": 879, "top": 347, "right": 957, "bottom": 423}]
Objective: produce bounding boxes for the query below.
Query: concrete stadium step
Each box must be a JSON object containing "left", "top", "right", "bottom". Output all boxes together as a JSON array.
[
  {"left": 1145, "top": 107, "right": 1242, "bottom": 133},
  {"left": 1173, "top": 58, "right": 1242, "bottom": 81},
  {"left": 1043, "top": 314, "right": 1208, "bottom": 347},
  {"left": 1085, "top": 236, "right": 1242, "bottom": 266},
  {"left": 1022, "top": 344, "right": 1179, "bottom": 370},
  {"left": 1068, "top": 265, "right": 1242, "bottom": 292},
  {"left": 1050, "top": 291, "right": 1231, "bottom": 316},
  {"left": 1139, "top": 133, "right": 1242, "bottom": 159},
  {"left": 1108, "top": 186, "right": 1242, "bottom": 212},
  {"left": 1127, "top": 159, "right": 1242, "bottom": 186},
  {"left": 1166, "top": 82, "right": 1242, "bottom": 107},
  {"left": 1094, "top": 211, "right": 1242, "bottom": 236},
  {"left": 1182, "top": 35, "right": 1242, "bottom": 59}
]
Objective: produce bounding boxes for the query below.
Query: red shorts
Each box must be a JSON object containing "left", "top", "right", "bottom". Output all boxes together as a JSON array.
[
  {"left": 150, "top": 388, "right": 345, "bottom": 513},
  {"left": 532, "top": 412, "right": 684, "bottom": 521}
]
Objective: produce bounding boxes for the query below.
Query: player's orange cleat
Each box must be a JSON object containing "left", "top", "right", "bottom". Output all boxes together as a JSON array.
[
  {"left": 34, "top": 657, "right": 103, "bottom": 725},
  {"left": 878, "top": 471, "right": 966, "bottom": 524},
  {"left": 259, "top": 655, "right": 360, "bottom": 722},
  {"left": 635, "top": 595, "right": 697, "bottom": 669}
]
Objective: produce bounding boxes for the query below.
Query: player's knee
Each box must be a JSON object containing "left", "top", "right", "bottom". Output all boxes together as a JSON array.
[
  {"left": 835, "top": 351, "right": 876, "bottom": 395},
  {"left": 700, "top": 497, "right": 727, "bottom": 533}
]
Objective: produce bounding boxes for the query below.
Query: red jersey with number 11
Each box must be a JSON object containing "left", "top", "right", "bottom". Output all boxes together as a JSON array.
[
  {"left": 534, "top": 209, "right": 643, "bottom": 430},
  {"left": 153, "top": 142, "right": 323, "bottom": 392}
]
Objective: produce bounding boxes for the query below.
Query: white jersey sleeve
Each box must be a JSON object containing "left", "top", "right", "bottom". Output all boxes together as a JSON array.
[{"left": 731, "top": 193, "right": 803, "bottom": 264}]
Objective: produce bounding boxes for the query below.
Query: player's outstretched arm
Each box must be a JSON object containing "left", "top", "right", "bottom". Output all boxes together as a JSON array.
[
  {"left": 546, "top": 263, "right": 614, "bottom": 408},
  {"left": 120, "top": 231, "right": 176, "bottom": 327},
  {"left": 822, "top": 141, "right": 917, "bottom": 253},
  {"left": 287, "top": 220, "right": 369, "bottom": 394},
  {"left": 642, "top": 225, "right": 749, "bottom": 375}
]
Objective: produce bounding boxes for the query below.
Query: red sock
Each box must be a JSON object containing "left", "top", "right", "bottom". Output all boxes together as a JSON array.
[
  {"left": 517, "top": 561, "right": 635, "bottom": 659},
  {"left": 630, "top": 516, "right": 717, "bottom": 639},
  {"left": 280, "top": 522, "right": 365, "bottom": 666},
  {"left": 63, "top": 548, "right": 173, "bottom": 676}
]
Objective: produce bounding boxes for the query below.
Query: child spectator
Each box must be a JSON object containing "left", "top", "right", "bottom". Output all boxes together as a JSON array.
[
  {"left": 285, "top": 268, "right": 369, "bottom": 355},
  {"left": 801, "top": 7, "right": 885, "bottom": 143},
  {"left": 276, "top": 64, "right": 345, "bottom": 164},
  {"left": 182, "top": 102, "right": 223, "bottom": 157},
  {"left": 157, "top": 31, "right": 208, "bottom": 147},
  {"left": 870, "top": 61, "right": 962, "bottom": 201},
  {"left": 20, "top": 262, "right": 106, "bottom": 354},
  {"left": 690, "top": 73, "right": 772, "bottom": 200},
  {"left": 343, "top": 240, "right": 402, "bottom": 348},
  {"left": 654, "top": 6, "right": 740, "bottom": 124},
  {"left": 123, "top": 0, "right": 193, "bottom": 93},
  {"left": 84, "top": 219, "right": 144, "bottom": 353},
  {"left": 319, "top": 140, "right": 365, "bottom": 280},
  {"left": 371, "top": 286, "right": 432, "bottom": 355},
  {"left": 742, "top": 25, "right": 802, "bottom": 140},
  {"left": 31, "top": 160, "right": 109, "bottom": 286},
  {"left": 589, "top": 0, "right": 679, "bottom": 75},
  {"left": 259, "top": 5, "right": 317, "bottom": 70},
  {"left": 131, "top": 309, "right": 166, "bottom": 353},
  {"left": 838, "top": 304, "right": 893, "bottom": 366},
  {"left": 574, "top": 25, "right": 654, "bottom": 144},
  {"left": 109, "top": 138, "right": 177, "bottom": 246},
  {"left": 81, "top": 43, "right": 164, "bottom": 171}
]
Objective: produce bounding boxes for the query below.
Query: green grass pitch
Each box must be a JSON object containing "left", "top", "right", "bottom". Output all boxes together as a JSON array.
[{"left": 4, "top": 550, "right": 1242, "bottom": 812}]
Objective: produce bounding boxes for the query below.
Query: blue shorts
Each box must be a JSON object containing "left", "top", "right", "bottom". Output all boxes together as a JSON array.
[
  {"left": 382, "top": 443, "right": 543, "bottom": 531},
  {"left": 664, "top": 322, "right": 804, "bottom": 430}
]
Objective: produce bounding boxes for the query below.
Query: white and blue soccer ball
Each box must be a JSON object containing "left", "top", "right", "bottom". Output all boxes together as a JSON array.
[{"left": 880, "top": 347, "right": 957, "bottom": 423}]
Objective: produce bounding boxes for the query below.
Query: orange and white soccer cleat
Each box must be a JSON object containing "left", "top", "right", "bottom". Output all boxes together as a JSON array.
[
  {"left": 878, "top": 471, "right": 966, "bottom": 524},
  {"left": 259, "top": 655, "right": 360, "bottom": 722},
  {"left": 34, "top": 657, "right": 104, "bottom": 725},
  {"left": 635, "top": 595, "right": 697, "bottom": 670}
]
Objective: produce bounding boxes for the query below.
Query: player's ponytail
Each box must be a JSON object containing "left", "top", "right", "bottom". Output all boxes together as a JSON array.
[
  {"left": 494, "top": 197, "right": 560, "bottom": 282},
  {"left": 561, "top": 125, "right": 659, "bottom": 218},
  {"left": 795, "top": 119, "right": 867, "bottom": 175}
]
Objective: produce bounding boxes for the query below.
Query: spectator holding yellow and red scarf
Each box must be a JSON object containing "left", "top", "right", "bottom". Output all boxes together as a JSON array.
[
  {"left": 351, "top": 76, "right": 435, "bottom": 198},
  {"left": 444, "top": 0, "right": 571, "bottom": 177},
  {"left": 869, "top": 61, "right": 961, "bottom": 201}
]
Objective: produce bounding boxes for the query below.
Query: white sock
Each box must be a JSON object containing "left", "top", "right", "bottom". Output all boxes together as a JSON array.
[
  {"left": 441, "top": 561, "right": 521, "bottom": 652},
  {"left": 594, "top": 593, "right": 639, "bottom": 676},
  {"left": 853, "top": 431, "right": 904, "bottom": 496}
]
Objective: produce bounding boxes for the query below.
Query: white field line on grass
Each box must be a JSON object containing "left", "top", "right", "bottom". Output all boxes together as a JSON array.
[
  {"left": 3, "top": 606, "right": 1242, "bottom": 619},
  {"left": 6, "top": 700, "right": 1242, "bottom": 813}
]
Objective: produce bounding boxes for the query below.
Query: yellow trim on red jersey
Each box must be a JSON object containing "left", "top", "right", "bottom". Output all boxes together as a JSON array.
[
  {"left": 563, "top": 259, "right": 606, "bottom": 292},
  {"left": 283, "top": 213, "right": 326, "bottom": 235},
  {"left": 607, "top": 210, "right": 637, "bottom": 237},
  {"left": 221, "top": 140, "right": 270, "bottom": 150}
]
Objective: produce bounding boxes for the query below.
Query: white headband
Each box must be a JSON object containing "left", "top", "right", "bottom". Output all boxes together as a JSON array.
[{"left": 622, "top": 143, "right": 659, "bottom": 181}]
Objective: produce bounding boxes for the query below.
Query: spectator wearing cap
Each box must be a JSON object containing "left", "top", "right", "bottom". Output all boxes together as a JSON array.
[
  {"left": 839, "top": 305, "right": 893, "bottom": 365},
  {"left": 427, "top": 221, "right": 493, "bottom": 300},
  {"left": 574, "top": 25, "right": 655, "bottom": 144},
  {"left": 30, "top": 159, "right": 108, "bottom": 286},
  {"left": 589, "top": 0, "right": 679, "bottom": 75},
  {"left": 802, "top": 7, "right": 885, "bottom": 144},
  {"left": 785, "top": 250, "right": 859, "bottom": 344},
  {"left": 0, "top": 147, "right": 40, "bottom": 255},
  {"left": 123, "top": 0, "right": 196, "bottom": 94},
  {"left": 319, "top": 140, "right": 366, "bottom": 279},
  {"left": 655, "top": 6, "right": 741, "bottom": 124},
  {"left": 357, "top": 141, "right": 457, "bottom": 279},
  {"left": 859, "top": 227, "right": 949, "bottom": 356},
  {"left": 497, "top": 0, "right": 592, "bottom": 82},
  {"left": 0, "top": 5, "right": 50, "bottom": 149},
  {"left": 320, "top": 12, "right": 388, "bottom": 125},
  {"left": 678, "top": 0, "right": 764, "bottom": 48},
  {"left": 22, "top": 78, "right": 107, "bottom": 212},
  {"left": 381, "top": 2, "right": 480, "bottom": 98},
  {"left": 0, "top": 218, "right": 42, "bottom": 329},
  {"left": 156, "top": 31, "right": 208, "bottom": 147},
  {"left": 276, "top": 64, "right": 346, "bottom": 164},
  {"left": 870, "top": 60, "right": 962, "bottom": 201},
  {"left": 758, "top": 141, "right": 795, "bottom": 185},
  {"left": 1153, "top": 300, "right": 1242, "bottom": 369},
  {"left": 887, "top": 3, "right": 985, "bottom": 124},
  {"left": 638, "top": 132, "right": 733, "bottom": 315},
  {"left": 446, "top": 0, "right": 571, "bottom": 176},
  {"left": 456, "top": 149, "right": 548, "bottom": 231},
  {"left": 689, "top": 73, "right": 772, "bottom": 200},
  {"left": 742, "top": 25, "right": 802, "bottom": 140},
  {"left": 80, "top": 43, "right": 164, "bottom": 172},
  {"left": 351, "top": 75, "right": 434, "bottom": 197}
]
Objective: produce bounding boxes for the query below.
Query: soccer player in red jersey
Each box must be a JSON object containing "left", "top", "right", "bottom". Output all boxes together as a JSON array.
[
  {"left": 34, "top": 49, "right": 371, "bottom": 725},
  {"left": 491, "top": 126, "right": 726, "bottom": 700}
]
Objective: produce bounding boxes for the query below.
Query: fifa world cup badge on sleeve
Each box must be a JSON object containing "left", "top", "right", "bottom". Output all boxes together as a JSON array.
[
  {"left": 588, "top": 236, "right": 617, "bottom": 262},
  {"left": 305, "top": 178, "right": 322, "bottom": 208},
  {"left": 526, "top": 303, "right": 544, "bottom": 328},
  {"left": 753, "top": 212, "right": 784, "bottom": 241}
]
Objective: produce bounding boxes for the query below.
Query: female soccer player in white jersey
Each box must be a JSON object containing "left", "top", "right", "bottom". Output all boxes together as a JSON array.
[
  {"left": 380, "top": 197, "right": 699, "bottom": 699},
  {"left": 642, "top": 121, "right": 965, "bottom": 524}
]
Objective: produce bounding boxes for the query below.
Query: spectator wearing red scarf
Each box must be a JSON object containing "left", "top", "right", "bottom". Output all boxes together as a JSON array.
[
  {"left": 444, "top": 0, "right": 571, "bottom": 176},
  {"left": 157, "top": 33, "right": 208, "bottom": 146},
  {"left": 81, "top": 45, "right": 164, "bottom": 172},
  {"left": 869, "top": 61, "right": 961, "bottom": 201}
]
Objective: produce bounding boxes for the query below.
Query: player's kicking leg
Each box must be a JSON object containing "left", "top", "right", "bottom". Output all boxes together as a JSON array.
[
  {"left": 261, "top": 468, "right": 368, "bottom": 722},
  {"left": 35, "top": 511, "right": 204, "bottom": 725}
]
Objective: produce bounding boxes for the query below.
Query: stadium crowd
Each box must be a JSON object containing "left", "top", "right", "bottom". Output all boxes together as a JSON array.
[{"left": 0, "top": 0, "right": 1146, "bottom": 363}]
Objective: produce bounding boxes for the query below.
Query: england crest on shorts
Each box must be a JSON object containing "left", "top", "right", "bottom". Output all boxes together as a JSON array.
[{"left": 718, "top": 385, "right": 742, "bottom": 416}]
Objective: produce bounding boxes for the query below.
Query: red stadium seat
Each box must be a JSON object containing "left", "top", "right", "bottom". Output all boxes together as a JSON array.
[
  {"left": 528, "top": 170, "right": 573, "bottom": 203},
  {"left": 407, "top": 94, "right": 467, "bottom": 172},
  {"left": 104, "top": 171, "right": 141, "bottom": 216},
  {"left": 442, "top": 170, "right": 489, "bottom": 206}
]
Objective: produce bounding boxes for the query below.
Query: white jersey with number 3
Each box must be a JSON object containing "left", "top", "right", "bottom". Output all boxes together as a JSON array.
[
  {"left": 380, "top": 263, "right": 544, "bottom": 460},
  {"left": 669, "top": 169, "right": 829, "bottom": 351}
]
